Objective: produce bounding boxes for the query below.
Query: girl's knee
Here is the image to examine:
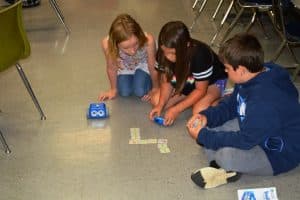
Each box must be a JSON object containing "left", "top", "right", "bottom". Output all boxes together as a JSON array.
[
  {"left": 118, "top": 88, "right": 132, "bottom": 97},
  {"left": 117, "top": 75, "right": 133, "bottom": 97},
  {"left": 133, "top": 88, "right": 147, "bottom": 97},
  {"left": 133, "top": 71, "right": 152, "bottom": 97}
]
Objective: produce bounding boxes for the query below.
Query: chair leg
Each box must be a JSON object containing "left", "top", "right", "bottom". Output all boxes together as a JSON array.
[
  {"left": 15, "top": 63, "right": 46, "bottom": 120},
  {"left": 255, "top": 11, "right": 272, "bottom": 40},
  {"left": 218, "top": 6, "right": 245, "bottom": 45},
  {"left": 287, "top": 45, "right": 300, "bottom": 81},
  {"left": 292, "top": 64, "right": 300, "bottom": 81},
  {"left": 271, "top": 40, "right": 286, "bottom": 62},
  {"left": 210, "top": 0, "right": 235, "bottom": 45},
  {"left": 287, "top": 45, "right": 299, "bottom": 65},
  {"left": 50, "top": 0, "right": 64, "bottom": 19},
  {"left": 0, "top": 129, "right": 11, "bottom": 154},
  {"left": 212, "top": 0, "right": 224, "bottom": 20},
  {"left": 245, "top": 10, "right": 256, "bottom": 32},
  {"left": 49, "top": 0, "right": 70, "bottom": 35},
  {"left": 270, "top": 42, "right": 299, "bottom": 81},
  {"left": 192, "top": 0, "right": 200, "bottom": 9},
  {"left": 190, "top": 0, "right": 209, "bottom": 31}
]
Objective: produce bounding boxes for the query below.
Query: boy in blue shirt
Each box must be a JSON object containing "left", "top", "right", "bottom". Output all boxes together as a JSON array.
[{"left": 187, "top": 33, "right": 300, "bottom": 189}]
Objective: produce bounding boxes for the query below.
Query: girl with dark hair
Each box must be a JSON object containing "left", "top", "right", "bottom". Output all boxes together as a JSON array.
[{"left": 149, "top": 21, "right": 227, "bottom": 126}]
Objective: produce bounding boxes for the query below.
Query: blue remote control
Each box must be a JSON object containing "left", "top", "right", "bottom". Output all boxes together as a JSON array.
[{"left": 154, "top": 116, "right": 165, "bottom": 126}]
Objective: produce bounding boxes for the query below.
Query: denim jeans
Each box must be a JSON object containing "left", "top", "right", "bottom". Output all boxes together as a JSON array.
[{"left": 117, "top": 69, "right": 152, "bottom": 97}]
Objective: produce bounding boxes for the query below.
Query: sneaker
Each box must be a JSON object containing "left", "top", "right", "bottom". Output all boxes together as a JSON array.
[
  {"left": 22, "top": 0, "right": 41, "bottom": 8},
  {"left": 191, "top": 167, "right": 241, "bottom": 189}
]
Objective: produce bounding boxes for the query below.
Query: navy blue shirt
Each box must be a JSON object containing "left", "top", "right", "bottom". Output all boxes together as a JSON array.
[{"left": 198, "top": 63, "right": 300, "bottom": 175}]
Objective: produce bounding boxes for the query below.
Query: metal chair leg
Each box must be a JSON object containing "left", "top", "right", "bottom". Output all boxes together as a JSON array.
[
  {"left": 49, "top": 0, "right": 70, "bottom": 35},
  {"left": 287, "top": 45, "right": 299, "bottom": 65},
  {"left": 212, "top": 0, "right": 224, "bottom": 20},
  {"left": 292, "top": 63, "right": 300, "bottom": 81},
  {"left": 271, "top": 40, "right": 286, "bottom": 62},
  {"left": 218, "top": 6, "right": 245, "bottom": 45},
  {"left": 287, "top": 45, "right": 300, "bottom": 81},
  {"left": 15, "top": 63, "right": 46, "bottom": 120},
  {"left": 210, "top": 0, "right": 235, "bottom": 45},
  {"left": 192, "top": 0, "right": 200, "bottom": 9},
  {"left": 190, "top": 0, "right": 209, "bottom": 31},
  {"left": 271, "top": 41, "right": 299, "bottom": 81},
  {"left": 0, "top": 129, "right": 11, "bottom": 154},
  {"left": 253, "top": 8, "right": 274, "bottom": 40},
  {"left": 50, "top": 0, "right": 64, "bottom": 19},
  {"left": 245, "top": 9, "right": 257, "bottom": 32}
]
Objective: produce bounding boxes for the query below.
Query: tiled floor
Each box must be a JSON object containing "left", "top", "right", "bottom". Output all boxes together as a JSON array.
[{"left": 0, "top": 0, "right": 300, "bottom": 199}]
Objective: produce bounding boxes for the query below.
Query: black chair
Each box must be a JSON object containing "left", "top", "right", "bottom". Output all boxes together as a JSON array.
[
  {"left": 216, "top": 0, "right": 274, "bottom": 45},
  {"left": 271, "top": 0, "right": 300, "bottom": 81},
  {"left": 190, "top": 0, "right": 209, "bottom": 31},
  {"left": 190, "top": 0, "right": 230, "bottom": 31},
  {"left": 210, "top": 0, "right": 236, "bottom": 45}
]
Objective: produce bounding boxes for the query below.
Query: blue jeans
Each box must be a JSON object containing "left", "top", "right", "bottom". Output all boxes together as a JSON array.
[
  {"left": 117, "top": 69, "right": 152, "bottom": 97},
  {"left": 215, "top": 78, "right": 227, "bottom": 97}
]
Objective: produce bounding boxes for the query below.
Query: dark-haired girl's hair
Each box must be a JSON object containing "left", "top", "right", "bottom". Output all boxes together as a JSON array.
[{"left": 157, "top": 21, "right": 192, "bottom": 93}]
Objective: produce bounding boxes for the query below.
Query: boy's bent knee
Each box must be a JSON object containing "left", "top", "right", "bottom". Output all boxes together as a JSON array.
[{"left": 214, "top": 148, "right": 237, "bottom": 171}]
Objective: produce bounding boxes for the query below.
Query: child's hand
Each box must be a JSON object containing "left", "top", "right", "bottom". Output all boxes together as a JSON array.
[
  {"left": 141, "top": 88, "right": 159, "bottom": 102},
  {"left": 164, "top": 107, "right": 180, "bottom": 126},
  {"left": 141, "top": 93, "right": 151, "bottom": 102},
  {"left": 149, "top": 105, "right": 162, "bottom": 121},
  {"left": 98, "top": 89, "right": 117, "bottom": 101},
  {"left": 186, "top": 114, "right": 207, "bottom": 139}
]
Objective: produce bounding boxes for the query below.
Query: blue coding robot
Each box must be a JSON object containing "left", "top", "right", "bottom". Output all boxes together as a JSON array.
[{"left": 87, "top": 103, "right": 109, "bottom": 119}]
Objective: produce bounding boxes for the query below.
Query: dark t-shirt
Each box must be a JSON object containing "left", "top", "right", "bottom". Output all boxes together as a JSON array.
[{"left": 170, "top": 41, "right": 227, "bottom": 95}]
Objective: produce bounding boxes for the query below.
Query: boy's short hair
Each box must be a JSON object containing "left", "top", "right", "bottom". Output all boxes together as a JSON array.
[{"left": 218, "top": 33, "right": 264, "bottom": 73}]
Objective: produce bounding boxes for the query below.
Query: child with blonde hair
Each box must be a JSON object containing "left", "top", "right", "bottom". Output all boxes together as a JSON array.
[{"left": 99, "top": 14, "right": 159, "bottom": 101}]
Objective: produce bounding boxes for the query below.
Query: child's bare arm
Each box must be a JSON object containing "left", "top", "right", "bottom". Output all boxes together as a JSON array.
[
  {"left": 149, "top": 75, "right": 173, "bottom": 120},
  {"left": 99, "top": 37, "right": 118, "bottom": 100},
  {"left": 145, "top": 33, "right": 160, "bottom": 89},
  {"left": 170, "top": 80, "right": 208, "bottom": 113}
]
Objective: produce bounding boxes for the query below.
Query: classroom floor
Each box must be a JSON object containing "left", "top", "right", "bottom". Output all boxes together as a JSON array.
[{"left": 1, "top": 0, "right": 300, "bottom": 199}]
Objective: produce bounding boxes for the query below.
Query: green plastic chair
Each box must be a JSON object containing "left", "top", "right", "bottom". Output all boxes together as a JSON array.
[{"left": 0, "top": 1, "right": 46, "bottom": 154}]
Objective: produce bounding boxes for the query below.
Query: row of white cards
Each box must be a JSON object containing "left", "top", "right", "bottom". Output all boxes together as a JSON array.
[{"left": 129, "top": 128, "right": 170, "bottom": 153}]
